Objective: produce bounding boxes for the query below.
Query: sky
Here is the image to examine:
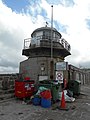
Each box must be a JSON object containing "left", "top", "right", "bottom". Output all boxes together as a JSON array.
[{"left": 0, "top": 0, "right": 90, "bottom": 73}]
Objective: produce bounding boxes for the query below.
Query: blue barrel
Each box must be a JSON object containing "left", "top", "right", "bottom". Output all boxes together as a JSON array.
[
  {"left": 32, "top": 97, "right": 41, "bottom": 105},
  {"left": 41, "top": 98, "right": 51, "bottom": 108}
]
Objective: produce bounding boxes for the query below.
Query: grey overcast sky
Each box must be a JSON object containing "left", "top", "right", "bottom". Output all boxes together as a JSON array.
[{"left": 0, "top": 0, "right": 90, "bottom": 73}]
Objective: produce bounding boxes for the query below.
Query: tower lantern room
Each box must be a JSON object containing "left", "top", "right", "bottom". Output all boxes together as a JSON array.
[{"left": 22, "top": 26, "right": 71, "bottom": 58}]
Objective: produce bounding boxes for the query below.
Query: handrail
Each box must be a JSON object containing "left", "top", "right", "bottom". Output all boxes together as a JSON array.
[
  {"left": 23, "top": 36, "right": 71, "bottom": 52},
  {"left": 24, "top": 38, "right": 31, "bottom": 49}
]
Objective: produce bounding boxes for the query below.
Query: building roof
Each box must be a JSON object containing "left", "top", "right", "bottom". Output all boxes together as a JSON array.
[{"left": 31, "top": 26, "right": 62, "bottom": 38}]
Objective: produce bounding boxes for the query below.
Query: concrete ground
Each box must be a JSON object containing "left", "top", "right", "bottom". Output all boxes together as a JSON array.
[{"left": 0, "top": 84, "right": 90, "bottom": 120}]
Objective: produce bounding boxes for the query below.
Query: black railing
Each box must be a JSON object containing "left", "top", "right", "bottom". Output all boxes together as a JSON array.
[{"left": 23, "top": 36, "right": 71, "bottom": 52}]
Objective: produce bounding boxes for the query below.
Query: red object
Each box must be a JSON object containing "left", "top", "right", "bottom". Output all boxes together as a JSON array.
[
  {"left": 15, "top": 80, "right": 34, "bottom": 98},
  {"left": 60, "top": 90, "right": 66, "bottom": 109},
  {"left": 24, "top": 77, "right": 30, "bottom": 80},
  {"left": 64, "top": 79, "right": 67, "bottom": 89},
  {"left": 40, "top": 90, "right": 52, "bottom": 99}
]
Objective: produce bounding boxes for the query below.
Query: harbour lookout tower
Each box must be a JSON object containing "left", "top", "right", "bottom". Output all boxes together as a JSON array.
[{"left": 19, "top": 26, "right": 71, "bottom": 84}]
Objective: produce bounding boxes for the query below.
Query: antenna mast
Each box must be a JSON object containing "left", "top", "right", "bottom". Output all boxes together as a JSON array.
[
  {"left": 50, "top": 5, "right": 54, "bottom": 80},
  {"left": 51, "top": 5, "right": 53, "bottom": 60}
]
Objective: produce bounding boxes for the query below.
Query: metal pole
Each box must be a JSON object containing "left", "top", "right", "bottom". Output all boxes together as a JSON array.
[
  {"left": 51, "top": 5, "right": 53, "bottom": 60},
  {"left": 24, "top": 39, "right": 25, "bottom": 49},
  {"left": 50, "top": 5, "right": 54, "bottom": 80}
]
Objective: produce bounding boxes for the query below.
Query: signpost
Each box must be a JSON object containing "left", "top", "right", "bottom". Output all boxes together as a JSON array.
[
  {"left": 55, "top": 62, "right": 68, "bottom": 71},
  {"left": 56, "top": 71, "right": 63, "bottom": 83},
  {"left": 55, "top": 62, "right": 68, "bottom": 83}
]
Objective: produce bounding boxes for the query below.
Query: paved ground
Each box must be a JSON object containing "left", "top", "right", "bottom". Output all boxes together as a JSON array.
[{"left": 0, "top": 84, "right": 90, "bottom": 120}]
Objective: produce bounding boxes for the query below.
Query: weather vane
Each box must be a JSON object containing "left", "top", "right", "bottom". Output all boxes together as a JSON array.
[{"left": 45, "top": 21, "right": 48, "bottom": 27}]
